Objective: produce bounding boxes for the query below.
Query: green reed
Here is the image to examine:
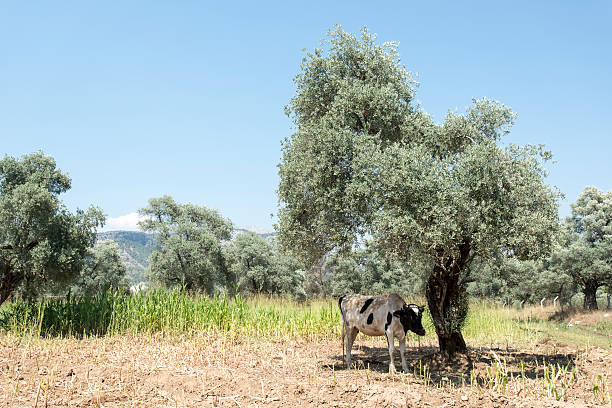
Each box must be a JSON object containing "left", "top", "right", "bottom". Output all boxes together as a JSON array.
[{"left": 0, "top": 289, "right": 340, "bottom": 339}]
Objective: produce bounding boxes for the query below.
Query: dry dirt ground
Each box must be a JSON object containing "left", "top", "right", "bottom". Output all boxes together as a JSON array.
[{"left": 0, "top": 332, "right": 610, "bottom": 408}]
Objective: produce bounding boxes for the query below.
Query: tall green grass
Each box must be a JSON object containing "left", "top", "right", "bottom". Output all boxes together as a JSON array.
[
  {"left": 0, "top": 290, "right": 340, "bottom": 339},
  {"left": 1, "top": 291, "right": 602, "bottom": 349}
]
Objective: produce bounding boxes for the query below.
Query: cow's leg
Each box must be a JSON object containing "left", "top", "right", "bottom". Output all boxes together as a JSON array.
[
  {"left": 345, "top": 327, "right": 359, "bottom": 369},
  {"left": 386, "top": 330, "right": 396, "bottom": 373},
  {"left": 399, "top": 335, "right": 408, "bottom": 372}
]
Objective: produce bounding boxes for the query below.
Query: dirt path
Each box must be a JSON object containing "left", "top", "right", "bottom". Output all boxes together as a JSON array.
[{"left": 0, "top": 334, "right": 609, "bottom": 407}]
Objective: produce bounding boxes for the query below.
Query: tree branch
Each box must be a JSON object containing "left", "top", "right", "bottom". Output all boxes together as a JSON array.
[
  {"left": 352, "top": 113, "right": 364, "bottom": 131},
  {"left": 25, "top": 241, "right": 39, "bottom": 252}
]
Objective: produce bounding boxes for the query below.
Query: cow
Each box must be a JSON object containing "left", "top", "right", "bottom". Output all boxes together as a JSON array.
[{"left": 338, "top": 293, "right": 425, "bottom": 373}]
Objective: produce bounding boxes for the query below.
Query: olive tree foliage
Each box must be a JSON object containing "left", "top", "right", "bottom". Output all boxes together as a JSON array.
[
  {"left": 138, "top": 196, "right": 232, "bottom": 293},
  {"left": 225, "top": 232, "right": 306, "bottom": 299},
  {"left": 467, "top": 255, "right": 576, "bottom": 306},
  {"left": 277, "top": 26, "right": 560, "bottom": 356},
  {"left": 550, "top": 187, "right": 612, "bottom": 310},
  {"left": 466, "top": 256, "right": 518, "bottom": 303},
  {"left": 326, "top": 244, "right": 422, "bottom": 297},
  {"left": 70, "top": 241, "right": 130, "bottom": 297},
  {"left": 0, "top": 152, "right": 104, "bottom": 305},
  {"left": 536, "top": 263, "right": 577, "bottom": 308}
]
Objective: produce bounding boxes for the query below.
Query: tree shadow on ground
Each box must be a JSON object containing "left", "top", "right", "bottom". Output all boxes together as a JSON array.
[{"left": 322, "top": 344, "right": 577, "bottom": 386}]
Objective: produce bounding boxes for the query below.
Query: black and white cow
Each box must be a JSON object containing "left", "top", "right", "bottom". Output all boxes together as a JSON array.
[{"left": 338, "top": 293, "right": 425, "bottom": 373}]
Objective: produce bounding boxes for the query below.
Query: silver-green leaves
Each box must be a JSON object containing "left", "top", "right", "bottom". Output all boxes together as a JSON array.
[
  {"left": 138, "top": 195, "right": 232, "bottom": 294},
  {"left": 0, "top": 152, "right": 104, "bottom": 305},
  {"left": 278, "top": 26, "right": 561, "bottom": 355}
]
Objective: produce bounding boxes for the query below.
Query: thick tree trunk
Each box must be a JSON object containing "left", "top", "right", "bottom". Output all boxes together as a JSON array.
[
  {"left": 437, "top": 331, "right": 467, "bottom": 355},
  {"left": 426, "top": 242, "right": 471, "bottom": 358},
  {"left": 426, "top": 272, "right": 468, "bottom": 356},
  {"left": 0, "top": 262, "right": 21, "bottom": 307},
  {"left": 583, "top": 282, "right": 599, "bottom": 310},
  {"left": 0, "top": 286, "right": 11, "bottom": 307}
]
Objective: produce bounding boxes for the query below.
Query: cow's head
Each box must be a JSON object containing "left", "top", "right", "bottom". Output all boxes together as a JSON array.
[{"left": 393, "top": 304, "right": 425, "bottom": 336}]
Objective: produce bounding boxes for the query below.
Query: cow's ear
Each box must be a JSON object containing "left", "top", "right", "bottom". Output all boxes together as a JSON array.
[
  {"left": 393, "top": 310, "right": 403, "bottom": 317},
  {"left": 418, "top": 305, "right": 425, "bottom": 313}
]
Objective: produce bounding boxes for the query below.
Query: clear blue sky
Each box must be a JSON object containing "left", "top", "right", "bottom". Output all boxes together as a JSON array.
[{"left": 1, "top": 1, "right": 610, "bottom": 231}]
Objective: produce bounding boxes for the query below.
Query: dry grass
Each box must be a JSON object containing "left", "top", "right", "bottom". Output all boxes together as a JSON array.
[{"left": 0, "top": 332, "right": 610, "bottom": 407}]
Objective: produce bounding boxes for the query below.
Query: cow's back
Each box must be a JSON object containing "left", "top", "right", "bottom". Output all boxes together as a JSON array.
[
  {"left": 339, "top": 294, "right": 407, "bottom": 336},
  {"left": 385, "top": 293, "right": 406, "bottom": 310}
]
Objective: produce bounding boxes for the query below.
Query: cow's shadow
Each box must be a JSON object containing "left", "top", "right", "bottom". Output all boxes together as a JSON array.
[
  {"left": 323, "top": 344, "right": 437, "bottom": 375},
  {"left": 322, "top": 344, "right": 577, "bottom": 386}
]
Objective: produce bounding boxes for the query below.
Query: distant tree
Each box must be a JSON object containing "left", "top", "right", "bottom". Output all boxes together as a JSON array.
[
  {"left": 550, "top": 187, "right": 612, "bottom": 310},
  {"left": 468, "top": 254, "right": 577, "bottom": 308},
  {"left": 326, "top": 244, "right": 421, "bottom": 297},
  {"left": 298, "top": 258, "right": 332, "bottom": 297},
  {"left": 605, "top": 281, "right": 612, "bottom": 310},
  {"left": 139, "top": 196, "right": 232, "bottom": 293},
  {"left": 270, "top": 252, "right": 307, "bottom": 300},
  {"left": 0, "top": 152, "right": 104, "bottom": 305},
  {"left": 466, "top": 256, "right": 513, "bottom": 302},
  {"left": 277, "top": 26, "right": 560, "bottom": 357},
  {"left": 604, "top": 274, "right": 612, "bottom": 309},
  {"left": 535, "top": 263, "right": 577, "bottom": 308},
  {"left": 70, "top": 241, "right": 130, "bottom": 297},
  {"left": 226, "top": 232, "right": 306, "bottom": 299}
]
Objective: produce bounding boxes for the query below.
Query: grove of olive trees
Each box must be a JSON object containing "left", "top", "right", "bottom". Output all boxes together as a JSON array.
[{"left": 549, "top": 187, "right": 611, "bottom": 310}]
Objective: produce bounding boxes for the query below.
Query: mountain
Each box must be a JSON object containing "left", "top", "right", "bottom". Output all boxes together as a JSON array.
[
  {"left": 96, "top": 231, "right": 157, "bottom": 283},
  {"left": 235, "top": 225, "right": 274, "bottom": 237},
  {"left": 97, "top": 227, "right": 275, "bottom": 284},
  {"left": 234, "top": 225, "right": 276, "bottom": 240}
]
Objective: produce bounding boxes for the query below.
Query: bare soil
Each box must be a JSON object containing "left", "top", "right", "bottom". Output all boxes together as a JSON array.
[
  {"left": 1, "top": 333, "right": 610, "bottom": 408},
  {"left": 564, "top": 310, "right": 611, "bottom": 330}
]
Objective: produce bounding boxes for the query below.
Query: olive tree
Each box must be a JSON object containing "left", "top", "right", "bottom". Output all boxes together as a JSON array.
[
  {"left": 139, "top": 196, "right": 232, "bottom": 293},
  {"left": 226, "top": 232, "right": 306, "bottom": 299},
  {"left": 468, "top": 256, "right": 576, "bottom": 307},
  {"left": 326, "top": 244, "right": 421, "bottom": 297},
  {"left": 550, "top": 187, "right": 612, "bottom": 310},
  {"left": 70, "top": 241, "right": 130, "bottom": 297},
  {"left": 0, "top": 152, "right": 104, "bottom": 305},
  {"left": 277, "top": 26, "right": 560, "bottom": 357},
  {"left": 466, "top": 256, "right": 527, "bottom": 305}
]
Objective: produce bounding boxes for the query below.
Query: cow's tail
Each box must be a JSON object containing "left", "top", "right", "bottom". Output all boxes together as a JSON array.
[{"left": 338, "top": 295, "right": 346, "bottom": 362}]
